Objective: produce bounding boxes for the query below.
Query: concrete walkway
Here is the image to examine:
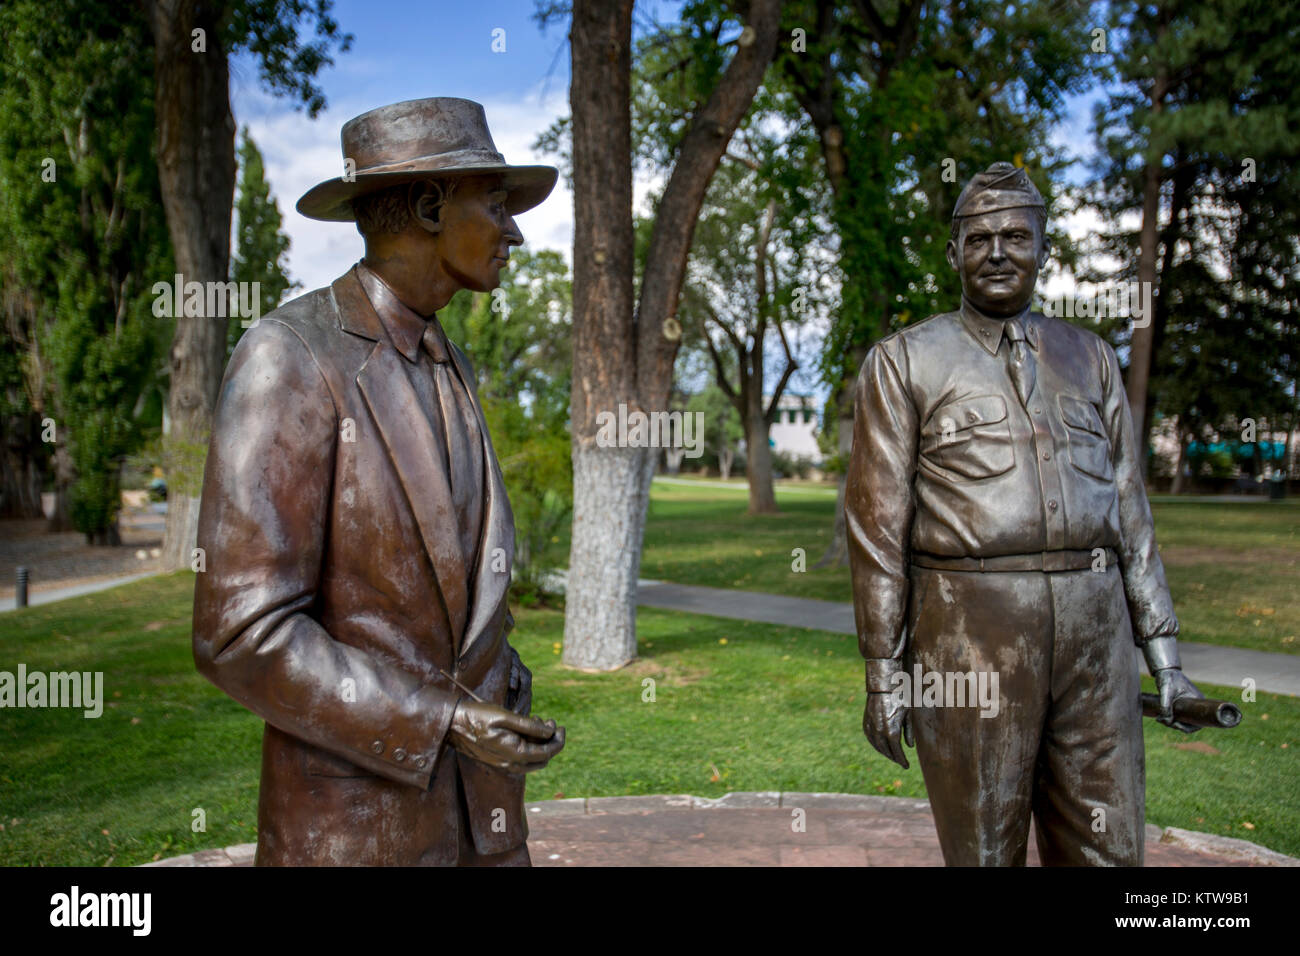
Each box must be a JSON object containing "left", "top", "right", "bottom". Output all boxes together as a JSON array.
[
  {"left": 0, "top": 571, "right": 161, "bottom": 612},
  {"left": 6, "top": 561, "right": 1295, "bottom": 698},
  {"left": 144, "top": 793, "right": 1297, "bottom": 867},
  {"left": 636, "top": 580, "right": 1300, "bottom": 697}
]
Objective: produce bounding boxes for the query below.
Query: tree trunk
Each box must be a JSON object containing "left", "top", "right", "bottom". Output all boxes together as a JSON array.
[
  {"left": 719, "top": 446, "right": 734, "bottom": 479},
  {"left": 148, "top": 0, "right": 237, "bottom": 570},
  {"left": 1170, "top": 421, "right": 1190, "bottom": 495},
  {"left": 1126, "top": 18, "right": 1168, "bottom": 480},
  {"left": 745, "top": 397, "right": 777, "bottom": 514},
  {"left": 562, "top": 0, "right": 781, "bottom": 670},
  {"left": 0, "top": 413, "right": 46, "bottom": 519},
  {"left": 46, "top": 441, "right": 74, "bottom": 532},
  {"left": 563, "top": 0, "right": 639, "bottom": 671},
  {"left": 564, "top": 444, "right": 647, "bottom": 670},
  {"left": 815, "top": 411, "right": 855, "bottom": 569},
  {"left": 815, "top": 347, "right": 866, "bottom": 568}
]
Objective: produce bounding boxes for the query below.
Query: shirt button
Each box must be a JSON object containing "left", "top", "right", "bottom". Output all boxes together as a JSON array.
[
  {"left": 393, "top": 748, "right": 407, "bottom": 762},
  {"left": 1042, "top": 451, "right": 1051, "bottom": 460},
  {"left": 370, "top": 740, "right": 383, "bottom": 755},
  {"left": 1032, "top": 407, "right": 1042, "bottom": 415},
  {"left": 1048, "top": 499, "right": 1059, "bottom": 512}
]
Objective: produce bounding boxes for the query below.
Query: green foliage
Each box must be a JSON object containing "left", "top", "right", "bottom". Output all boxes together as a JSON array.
[
  {"left": 482, "top": 395, "right": 573, "bottom": 607},
  {"left": 230, "top": 127, "right": 299, "bottom": 354},
  {"left": 767, "top": 0, "right": 1096, "bottom": 392},
  {"left": 686, "top": 385, "right": 743, "bottom": 450},
  {"left": 224, "top": 1, "right": 354, "bottom": 117},
  {"left": 0, "top": 0, "right": 173, "bottom": 537},
  {"left": 770, "top": 449, "right": 814, "bottom": 479},
  {"left": 1087, "top": 0, "right": 1300, "bottom": 447},
  {"left": 440, "top": 250, "right": 574, "bottom": 604}
]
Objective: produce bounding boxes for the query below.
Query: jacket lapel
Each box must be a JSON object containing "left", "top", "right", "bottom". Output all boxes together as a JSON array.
[
  {"left": 333, "top": 268, "right": 469, "bottom": 645},
  {"left": 448, "top": 344, "right": 514, "bottom": 660}
]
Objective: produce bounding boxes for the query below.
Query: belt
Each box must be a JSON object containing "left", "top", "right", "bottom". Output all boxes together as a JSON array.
[{"left": 910, "top": 547, "right": 1117, "bottom": 573}]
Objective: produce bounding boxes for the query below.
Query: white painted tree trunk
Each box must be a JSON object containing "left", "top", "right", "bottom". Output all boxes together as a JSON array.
[{"left": 562, "top": 442, "right": 649, "bottom": 670}]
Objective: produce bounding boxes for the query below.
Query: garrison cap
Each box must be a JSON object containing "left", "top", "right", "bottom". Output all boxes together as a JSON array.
[{"left": 953, "top": 161, "right": 1046, "bottom": 220}]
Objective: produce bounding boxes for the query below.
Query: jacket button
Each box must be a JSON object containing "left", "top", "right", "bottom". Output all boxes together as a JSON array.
[
  {"left": 371, "top": 740, "right": 383, "bottom": 755},
  {"left": 414, "top": 755, "right": 427, "bottom": 769},
  {"left": 1042, "top": 451, "right": 1051, "bottom": 460},
  {"left": 393, "top": 748, "right": 407, "bottom": 762},
  {"left": 1048, "top": 499, "right": 1059, "bottom": 512}
]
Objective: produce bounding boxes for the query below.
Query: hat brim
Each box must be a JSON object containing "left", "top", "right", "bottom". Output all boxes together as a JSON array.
[{"left": 295, "top": 163, "right": 558, "bottom": 222}]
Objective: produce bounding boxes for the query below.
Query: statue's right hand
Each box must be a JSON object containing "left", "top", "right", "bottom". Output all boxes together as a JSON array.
[
  {"left": 863, "top": 692, "right": 912, "bottom": 770},
  {"left": 448, "top": 699, "right": 565, "bottom": 774}
]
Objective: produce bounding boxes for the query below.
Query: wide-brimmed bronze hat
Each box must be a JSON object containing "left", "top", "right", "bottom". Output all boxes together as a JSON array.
[{"left": 296, "top": 97, "right": 558, "bottom": 222}]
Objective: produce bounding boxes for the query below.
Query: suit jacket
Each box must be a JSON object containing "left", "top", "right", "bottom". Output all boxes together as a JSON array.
[
  {"left": 845, "top": 302, "right": 1178, "bottom": 665},
  {"left": 192, "top": 265, "right": 527, "bottom": 865}
]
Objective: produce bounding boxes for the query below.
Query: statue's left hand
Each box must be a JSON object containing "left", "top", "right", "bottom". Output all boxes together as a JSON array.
[
  {"left": 506, "top": 648, "right": 532, "bottom": 716},
  {"left": 1155, "top": 667, "right": 1204, "bottom": 734}
]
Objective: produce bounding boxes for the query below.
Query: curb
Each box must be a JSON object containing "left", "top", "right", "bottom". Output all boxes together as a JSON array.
[
  {"left": 1159, "top": 826, "right": 1300, "bottom": 867},
  {"left": 141, "top": 792, "right": 1299, "bottom": 866}
]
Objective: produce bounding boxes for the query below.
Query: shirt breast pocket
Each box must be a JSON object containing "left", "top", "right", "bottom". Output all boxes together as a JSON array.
[
  {"left": 1059, "top": 394, "right": 1114, "bottom": 481},
  {"left": 919, "top": 394, "right": 1015, "bottom": 481}
]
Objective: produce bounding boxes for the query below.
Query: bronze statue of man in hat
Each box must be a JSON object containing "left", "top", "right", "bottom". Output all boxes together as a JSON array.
[
  {"left": 845, "top": 161, "right": 1205, "bottom": 866},
  {"left": 193, "top": 97, "right": 565, "bottom": 866}
]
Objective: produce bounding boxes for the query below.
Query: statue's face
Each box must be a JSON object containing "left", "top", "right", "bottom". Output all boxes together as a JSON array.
[
  {"left": 946, "top": 207, "right": 1045, "bottom": 316},
  {"left": 434, "top": 174, "right": 523, "bottom": 294}
]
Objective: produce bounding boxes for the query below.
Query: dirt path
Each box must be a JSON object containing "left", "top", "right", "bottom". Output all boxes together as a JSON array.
[{"left": 0, "top": 502, "right": 164, "bottom": 600}]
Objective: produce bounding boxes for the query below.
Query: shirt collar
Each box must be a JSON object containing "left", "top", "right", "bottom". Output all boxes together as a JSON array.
[
  {"left": 958, "top": 297, "right": 1038, "bottom": 355},
  {"left": 355, "top": 261, "right": 444, "bottom": 363}
]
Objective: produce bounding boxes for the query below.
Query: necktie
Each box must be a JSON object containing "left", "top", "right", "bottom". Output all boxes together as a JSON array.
[
  {"left": 421, "top": 320, "right": 478, "bottom": 500},
  {"left": 1004, "top": 317, "right": 1036, "bottom": 406}
]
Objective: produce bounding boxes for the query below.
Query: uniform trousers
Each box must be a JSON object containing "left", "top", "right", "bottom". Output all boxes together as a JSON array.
[{"left": 904, "top": 561, "right": 1144, "bottom": 866}]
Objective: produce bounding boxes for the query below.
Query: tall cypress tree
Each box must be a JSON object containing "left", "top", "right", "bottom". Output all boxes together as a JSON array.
[
  {"left": 229, "top": 127, "right": 298, "bottom": 355},
  {"left": 0, "top": 0, "right": 173, "bottom": 543}
]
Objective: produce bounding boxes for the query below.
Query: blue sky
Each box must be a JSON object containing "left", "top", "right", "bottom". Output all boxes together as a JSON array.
[{"left": 229, "top": 1, "right": 604, "bottom": 292}]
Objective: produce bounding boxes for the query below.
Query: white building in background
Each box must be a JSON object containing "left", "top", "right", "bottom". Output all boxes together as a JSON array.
[{"left": 766, "top": 393, "right": 823, "bottom": 463}]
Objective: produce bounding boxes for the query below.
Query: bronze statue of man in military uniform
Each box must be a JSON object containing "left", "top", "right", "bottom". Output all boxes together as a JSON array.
[{"left": 846, "top": 161, "right": 1204, "bottom": 866}]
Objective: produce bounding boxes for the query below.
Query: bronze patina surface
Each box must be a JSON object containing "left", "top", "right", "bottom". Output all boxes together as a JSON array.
[
  {"left": 846, "top": 161, "right": 1205, "bottom": 866},
  {"left": 192, "top": 98, "right": 564, "bottom": 866}
]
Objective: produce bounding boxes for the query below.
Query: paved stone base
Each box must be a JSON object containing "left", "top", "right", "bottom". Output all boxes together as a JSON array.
[{"left": 144, "top": 793, "right": 1296, "bottom": 867}]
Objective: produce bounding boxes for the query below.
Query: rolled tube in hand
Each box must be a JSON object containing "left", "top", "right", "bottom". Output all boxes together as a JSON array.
[{"left": 1140, "top": 692, "right": 1242, "bottom": 729}]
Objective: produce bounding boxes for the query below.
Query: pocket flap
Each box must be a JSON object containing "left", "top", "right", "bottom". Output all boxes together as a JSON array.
[
  {"left": 925, "top": 394, "right": 1008, "bottom": 438},
  {"left": 1059, "top": 395, "right": 1106, "bottom": 437}
]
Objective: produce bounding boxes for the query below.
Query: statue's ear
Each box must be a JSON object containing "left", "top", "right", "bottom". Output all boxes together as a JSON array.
[{"left": 410, "top": 180, "right": 447, "bottom": 236}]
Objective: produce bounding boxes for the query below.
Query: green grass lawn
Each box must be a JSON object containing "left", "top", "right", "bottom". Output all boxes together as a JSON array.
[
  {"left": 0, "top": 572, "right": 1295, "bottom": 865},
  {"left": 635, "top": 479, "right": 1300, "bottom": 656}
]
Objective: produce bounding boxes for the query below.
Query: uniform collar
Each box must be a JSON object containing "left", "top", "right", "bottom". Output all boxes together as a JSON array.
[
  {"left": 355, "top": 260, "right": 448, "bottom": 362},
  {"left": 959, "top": 298, "right": 1038, "bottom": 355}
]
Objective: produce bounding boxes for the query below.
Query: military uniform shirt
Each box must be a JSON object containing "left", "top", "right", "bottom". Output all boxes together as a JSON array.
[{"left": 845, "top": 299, "right": 1179, "bottom": 663}]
